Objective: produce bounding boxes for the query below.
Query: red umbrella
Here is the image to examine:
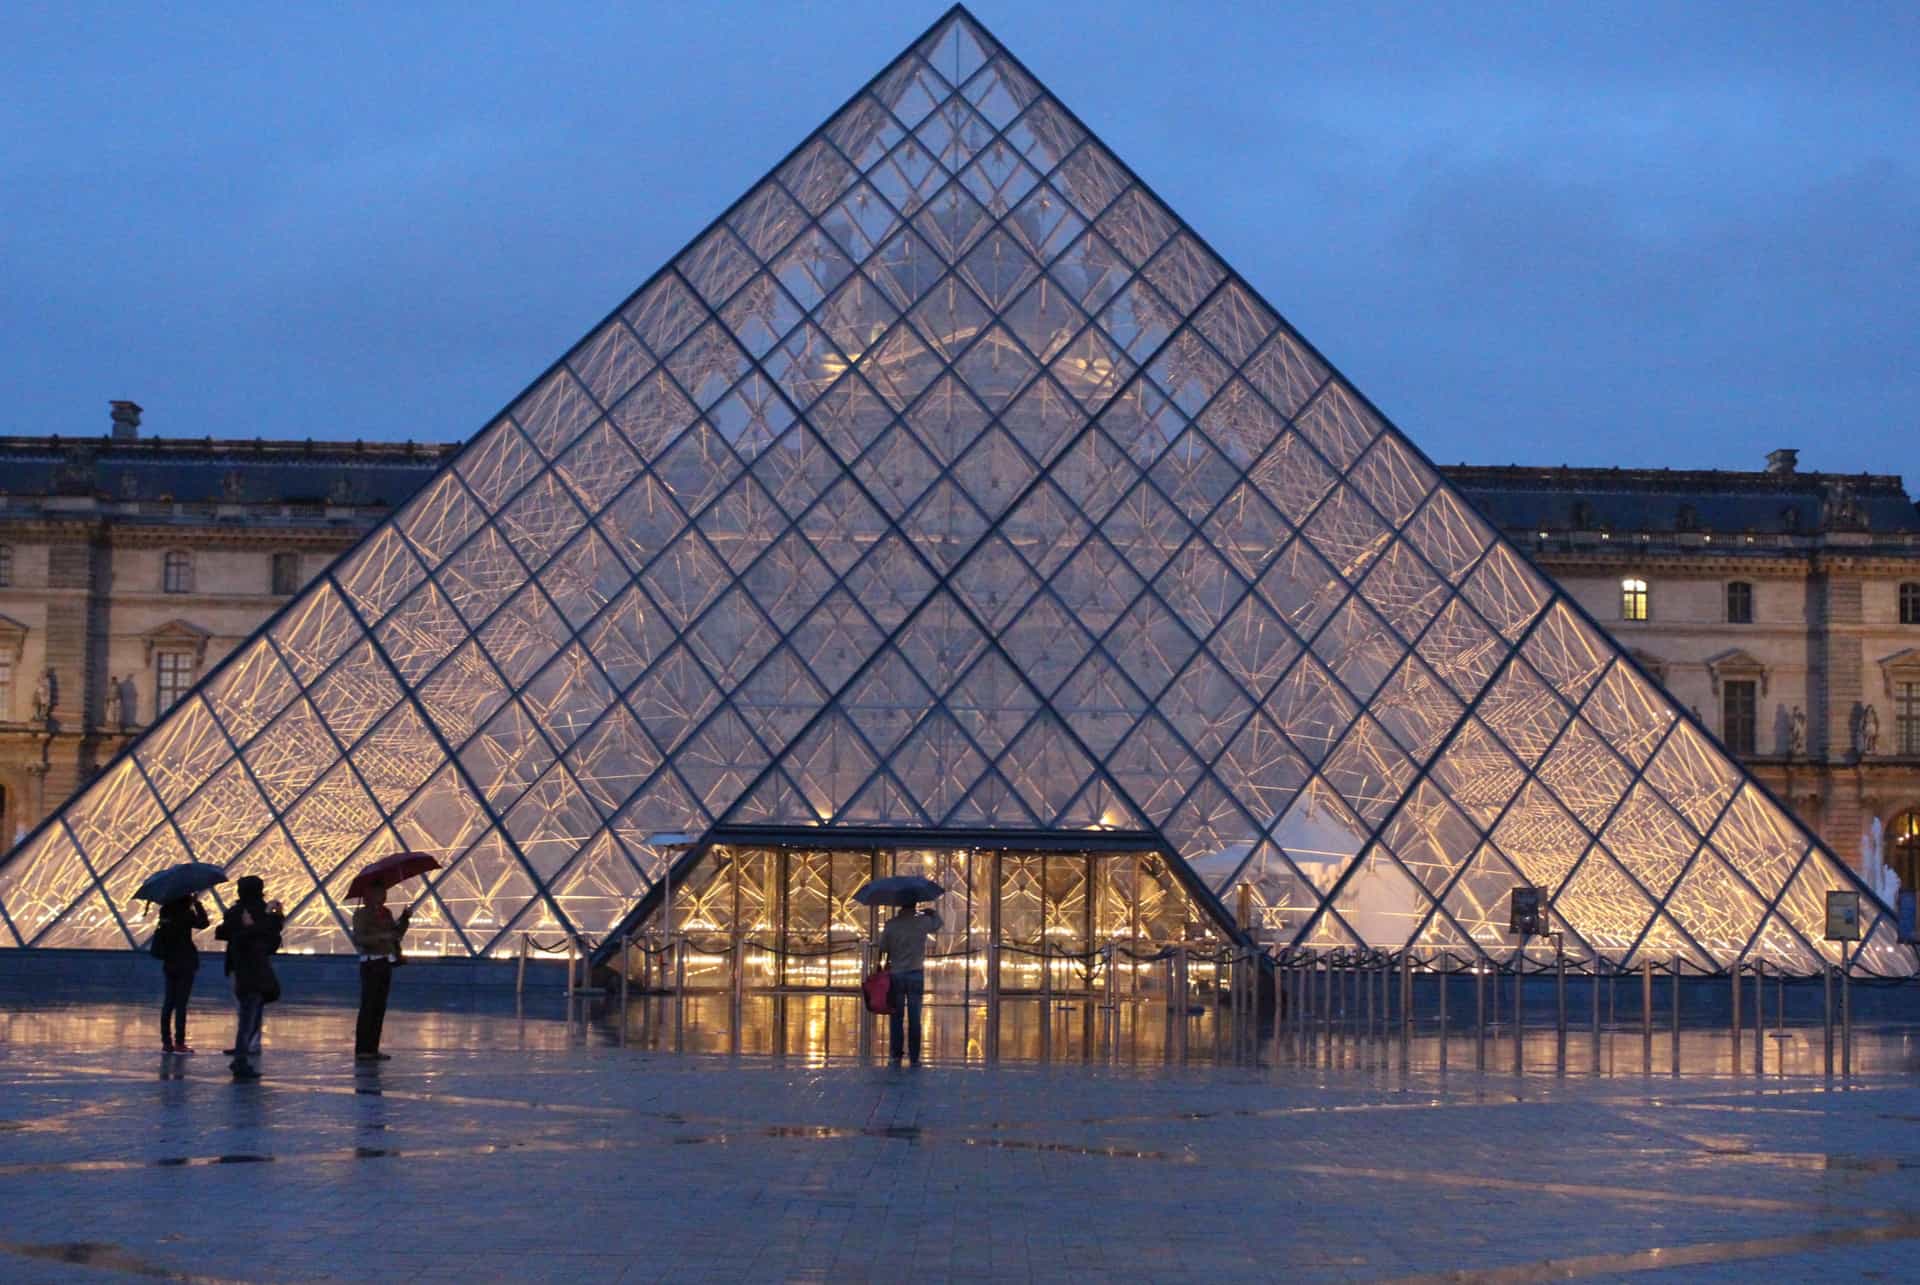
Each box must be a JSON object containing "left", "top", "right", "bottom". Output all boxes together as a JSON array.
[{"left": 346, "top": 851, "right": 441, "bottom": 902}]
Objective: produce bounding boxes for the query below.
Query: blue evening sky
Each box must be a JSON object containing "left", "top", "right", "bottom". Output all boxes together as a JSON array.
[{"left": 4, "top": 2, "right": 1916, "bottom": 477}]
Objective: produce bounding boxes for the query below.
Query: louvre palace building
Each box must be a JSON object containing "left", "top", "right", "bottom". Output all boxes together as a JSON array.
[{"left": 2, "top": 9, "right": 1916, "bottom": 982}]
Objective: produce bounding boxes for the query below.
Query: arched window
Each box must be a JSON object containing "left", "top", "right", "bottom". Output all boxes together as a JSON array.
[
  {"left": 162, "top": 550, "right": 193, "bottom": 595},
  {"left": 1726, "top": 581, "right": 1753, "bottom": 624},
  {"left": 1902, "top": 582, "right": 1920, "bottom": 626},
  {"left": 1891, "top": 811, "right": 1920, "bottom": 897},
  {"left": 1621, "top": 577, "right": 1649, "bottom": 621}
]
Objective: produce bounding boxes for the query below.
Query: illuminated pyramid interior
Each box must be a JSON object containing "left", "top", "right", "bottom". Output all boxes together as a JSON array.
[{"left": 0, "top": 7, "right": 1905, "bottom": 977}]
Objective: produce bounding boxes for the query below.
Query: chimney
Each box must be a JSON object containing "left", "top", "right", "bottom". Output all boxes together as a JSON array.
[
  {"left": 1765, "top": 448, "right": 1798, "bottom": 476},
  {"left": 109, "top": 400, "right": 142, "bottom": 441}
]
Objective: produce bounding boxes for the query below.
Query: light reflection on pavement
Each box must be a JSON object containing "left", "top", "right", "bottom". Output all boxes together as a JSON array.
[{"left": 4, "top": 990, "right": 1920, "bottom": 1282}]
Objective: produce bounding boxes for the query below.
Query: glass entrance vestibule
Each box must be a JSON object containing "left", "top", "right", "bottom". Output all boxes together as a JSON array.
[{"left": 610, "top": 834, "right": 1238, "bottom": 1062}]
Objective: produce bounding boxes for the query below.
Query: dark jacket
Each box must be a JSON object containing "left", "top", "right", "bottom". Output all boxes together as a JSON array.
[
  {"left": 214, "top": 897, "right": 285, "bottom": 997},
  {"left": 151, "top": 898, "right": 208, "bottom": 967}
]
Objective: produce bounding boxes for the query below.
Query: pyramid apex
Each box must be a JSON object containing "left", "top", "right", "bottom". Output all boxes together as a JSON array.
[{"left": 915, "top": 5, "right": 1002, "bottom": 86}]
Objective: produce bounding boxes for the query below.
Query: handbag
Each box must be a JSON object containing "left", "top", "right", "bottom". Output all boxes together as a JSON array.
[{"left": 861, "top": 967, "right": 893, "bottom": 1015}]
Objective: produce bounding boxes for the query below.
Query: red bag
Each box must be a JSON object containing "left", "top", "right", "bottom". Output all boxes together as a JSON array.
[{"left": 862, "top": 967, "right": 893, "bottom": 1015}]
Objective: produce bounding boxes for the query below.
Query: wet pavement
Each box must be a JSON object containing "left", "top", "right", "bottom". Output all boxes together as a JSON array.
[{"left": 5, "top": 988, "right": 1920, "bottom": 1281}]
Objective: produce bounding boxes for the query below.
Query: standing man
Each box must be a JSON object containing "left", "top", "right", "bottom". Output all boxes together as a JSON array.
[
  {"left": 213, "top": 876, "right": 283, "bottom": 1082},
  {"left": 878, "top": 896, "right": 940, "bottom": 1066},
  {"left": 350, "top": 887, "right": 411, "bottom": 1063}
]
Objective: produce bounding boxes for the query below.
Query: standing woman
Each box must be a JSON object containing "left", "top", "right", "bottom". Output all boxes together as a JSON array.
[{"left": 152, "top": 895, "right": 209, "bottom": 1054}]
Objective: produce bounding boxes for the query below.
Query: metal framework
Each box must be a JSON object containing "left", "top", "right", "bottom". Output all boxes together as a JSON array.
[{"left": 0, "top": 6, "right": 1907, "bottom": 977}]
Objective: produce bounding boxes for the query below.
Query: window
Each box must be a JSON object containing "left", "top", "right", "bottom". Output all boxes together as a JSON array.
[
  {"left": 1722, "top": 679, "right": 1757, "bottom": 756},
  {"left": 0, "top": 652, "right": 11, "bottom": 720},
  {"left": 1726, "top": 581, "right": 1753, "bottom": 624},
  {"left": 271, "top": 552, "right": 301, "bottom": 596},
  {"left": 1902, "top": 582, "right": 1920, "bottom": 625},
  {"left": 1900, "top": 681, "right": 1920, "bottom": 757},
  {"left": 0, "top": 545, "right": 12, "bottom": 588},
  {"left": 1892, "top": 811, "right": 1920, "bottom": 898},
  {"left": 1621, "top": 577, "right": 1649, "bottom": 621},
  {"left": 155, "top": 651, "right": 196, "bottom": 714},
  {"left": 162, "top": 551, "right": 193, "bottom": 595}
]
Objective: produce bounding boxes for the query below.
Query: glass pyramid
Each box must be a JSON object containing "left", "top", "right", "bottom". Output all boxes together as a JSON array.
[{"left": 0, "top": 7, "right": 1905, "bottom": 976}]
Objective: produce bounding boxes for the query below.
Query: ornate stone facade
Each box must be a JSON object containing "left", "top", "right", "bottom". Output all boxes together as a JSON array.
[
  {"left": 1445, "top": 452, "right": 1920, "bottom": 885},
  {"left": 0, "top": 406, "right": 451, "bottom": 846}
]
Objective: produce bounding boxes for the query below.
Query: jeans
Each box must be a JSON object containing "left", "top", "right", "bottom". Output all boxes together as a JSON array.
[
  {"left": 231, "top": 985, "right": 266, "bottom": 1070},
  {"left": 887, "top": 970, "right": 926, "bottom": 1062},
  {"left": 160, "top": 959, "right": 196, "bottom": 1048},
  {"left": 356, "top": 960, "right": 393, "bottom": 1055}
]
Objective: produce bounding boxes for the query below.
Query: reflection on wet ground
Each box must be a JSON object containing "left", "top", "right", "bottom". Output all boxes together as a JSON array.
[{"left": 6, "top": 989, "right": 1920, "bottom": 1281}]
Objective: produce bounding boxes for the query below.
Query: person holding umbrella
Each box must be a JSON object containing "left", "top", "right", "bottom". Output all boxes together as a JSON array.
[
  {"left": 135, "top": 862, "right": 225, "bottom": 1056},
  {"left": 858, "top": 874, "right": 944, "bottom": 1067},
  {"left": 346, "top": 852, "right": 438, "bottom": 1063},
  {"left": 152, "top": 895, "right": 208, "bottom": 1053},
  {"left": 213, "top": 876, "right": 284, "bottom": 1082}
]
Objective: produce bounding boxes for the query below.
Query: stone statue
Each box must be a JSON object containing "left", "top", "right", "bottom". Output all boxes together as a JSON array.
[
  {"left": 1857, "top": 703, "right": 1881, "bottom": 756},
  {"left": 1820, "top": 479, "right": 1869, "bottom": 532},
  {"left": 29, "top": 669, "right": 54, "bottom": 724},
  {"left": 105, "top": 675, "right": 124, "bottom": 732},
  {"left": 1789, "top": 705, "right": 1807, "bottom": 756}
]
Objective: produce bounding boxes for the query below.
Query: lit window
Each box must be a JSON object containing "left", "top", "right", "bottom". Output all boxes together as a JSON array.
[
  {"left": 1902, "top": 582, "right": 1920, "bottom": 626},
  {"left": 155, "top": 651, "right": 197, "bottom": 714},
  {"left": 1892, "top": 811, "right": 1920, "bottom": 897},
  {"left": 0, "top": 652, "right": 11, "bottom": 719},
  {"left": 1900, "top": 681, "right": 1920, "bottom": 757},
  {"left": 0, "top": 545, "right": 12, "bottom": 588},
  {"left": 162, "top": 551, "right": 193, "bottom": 595},
  {"left": 271, "top": 552, "right": 301, "bottom": 596},
  {"left": 1725, "top": 581, "right": 1753, "bottom": 624},
  {"left": 1722, "top": 679, "right": 1756, "bottom": 756},
  {"left": 1621, "top": 577, "right": 1649, "bottom": 621}
]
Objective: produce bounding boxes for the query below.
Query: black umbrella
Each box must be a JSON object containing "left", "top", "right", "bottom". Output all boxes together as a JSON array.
[
  {"left": 133, "top": 862, "right": 227, "bottom": 904},
  {"left": 852, "top": 874, "right": 946, "bottom": 907}
]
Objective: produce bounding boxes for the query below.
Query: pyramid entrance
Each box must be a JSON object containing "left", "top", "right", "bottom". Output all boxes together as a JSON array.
[
  {"left": 0, "top": 7, "right": 1906, "bottom": 979},
  {"left": 648, "top": 831, "right": 1221, "bottom": 989}
]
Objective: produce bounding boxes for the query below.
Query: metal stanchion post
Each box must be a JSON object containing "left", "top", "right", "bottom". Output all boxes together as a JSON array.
[
  {"left": 1322, "top": 953, "right": 1334, "bottom": 1065},
  {"left": 1211, "top": 949, "right": 1226, "bottom": 1065},
  {"left": 1512, "top": 963, "right": 1523, "bottom": 1076},
  {"left": 620, "top": 933, "right": 632, "bottom": 1046},
  {"left": 1361, "top": 952, "right": 1374, "bottom": 1046},
  {"left": 1555, "top": 937, "right": 1567, "bottom": 1073},
  {"left": 516, "top": 932, "right": 528, "bottom": 996},
  {"left": 1475, "top": 965, "right": 1486, "bottom": 1069},
  {"left": 1671, "top": 955, "right": 1681, "bottom": 1077},
  {"left": 1401, "top": 951, "right": 1413, "bottom": 1067},
  {"left": 986, "top": 941, "right": 1000, "bottom": 1065},
  {"left": 1271, "top": 952, "right": 1284, "bottom": 1067},
  {"left": 1640, "top": 958, "right": 1652, "bottom": 1074},
  {"left": 1730, "top": 959, "right": 1742, "bottom": 1070},
  {"left": 1103, "top": 942, "right": 1118, "bottom": 1061},
  {"left": 1841, "top": 941, "right": 1852, "bottom": 1079},
  {"left": 673, "top": 932, "right": 686, "bottom": 1054},
  {"left": 565, "top": 938, "right": 576, "bottom": 999},
  {"left": 729, "top": 931, "right": 744, "bottom": 1057},
  {"left": 1591, "top": 963, "right": 1602, "bottom": 1065},
  {"left": 1753, "top": 959, "right": 1765, "bottom": 1077},
  {"left": 1174, "top": 946, "right": 1190, "bottom": 1064},
  {"left": 1041, "top": 944, "right": 1054, "bottom": 1065},
  {"left": 1437, "top": 960, "right": 1448, "bottom": 1072},
  {"left": 1823, "top": 960, "right": 1835, "bottom": 1079}
]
